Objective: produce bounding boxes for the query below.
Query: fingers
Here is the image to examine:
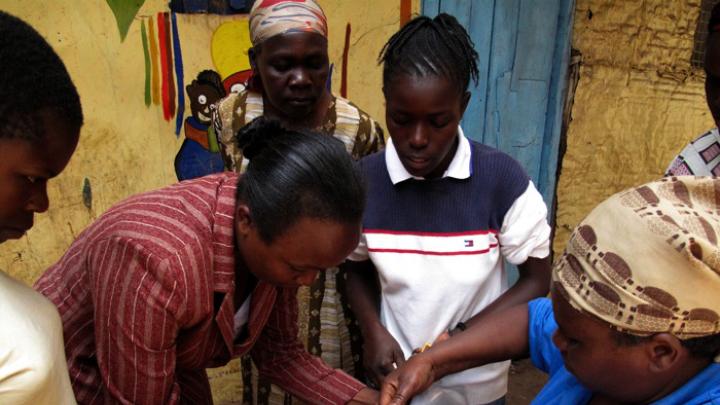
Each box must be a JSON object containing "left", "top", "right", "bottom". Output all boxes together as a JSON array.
[
  {"left": 367, "top": 361, "right": 395, "bottom": 386},
  {"left": 366, "top": 343, "right": 406, "bottom": 386},
  {"left": 378, "top": 376, "right": 409, "bottom": 405},
  {"left": 366, "top": 366, "right": 384, "bottom": 388},
  {"left": 393, "top": 347, "right": 406, "bottom": 367}
]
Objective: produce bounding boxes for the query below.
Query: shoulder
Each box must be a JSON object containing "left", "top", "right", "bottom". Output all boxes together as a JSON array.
[
  {"left": 215, "top": 90, "right": 250, "bottom": 119},
  {"left": 213, "top": 90, "right": 256, "bottom": 141},
  {"left": 0, "top": 272, "right": 62, "bottom": 331},
  {"left": 91, "top": 173, "right": 239, "bottom": 259},
  {"left": 470, "top": 141, "right": 528, "bottom": 179},
  {"left": 0, "top": 273, "right": 66, "bottom": 387},
  {"left": 359, "top": 150, "right": 387, "bottom": 173},
  {"left": 527, "top": 298, "right": 564, "bottom": 374},
  {"left": 331, "top": 95, "right": 385, "bottom": 156},
  {"left": 334, "top": 95, "right": 377, "bottom": 122},
  {"left": 468, "top": 140, "right": 530, "bottom": 202}
]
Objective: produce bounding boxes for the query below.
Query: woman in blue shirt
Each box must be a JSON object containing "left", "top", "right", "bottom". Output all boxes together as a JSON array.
[{"left": 378, "top": 176, "right": 720, "bottom": 405}]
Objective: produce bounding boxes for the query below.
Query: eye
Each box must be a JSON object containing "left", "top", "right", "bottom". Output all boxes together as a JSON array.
[
  {"left": 26, "top": 175, "right": 40, "bottom": 184},
  {"left": 390, "top": 114, "right": 411, "bottom": 126},
  {"left": 198, "top": 95, "right": 207, "bottom": 105},
  {"left": 305, "top": 57, "right": 326, "bottom": 70},
  {"left": 430, "top": 117, "right": 452, "bottom": 129}
]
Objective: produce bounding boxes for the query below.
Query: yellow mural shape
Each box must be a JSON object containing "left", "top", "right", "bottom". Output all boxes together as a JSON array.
[{"left": 211, "top": 20, "right": 252, "bottom": 80}]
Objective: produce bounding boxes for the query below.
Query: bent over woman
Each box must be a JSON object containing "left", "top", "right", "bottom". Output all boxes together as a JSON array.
[{"left": 35, "top": 118, "right": 377, "bottom": 404}]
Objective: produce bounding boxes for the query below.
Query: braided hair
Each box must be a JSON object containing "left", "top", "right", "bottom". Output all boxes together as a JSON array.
[
  {"left": 0, "top": 11, "right": 83, "bottom": 140},
  {"left": 379, "top": 13, "right": 479, "bottom": 95}
]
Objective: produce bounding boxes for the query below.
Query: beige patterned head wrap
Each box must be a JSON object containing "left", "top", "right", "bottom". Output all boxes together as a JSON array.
[
  {"left": 249, "top": 0, "right": 328, "bottom": 46},
  {"left": 553, "top": 177, "right": 720, "bottom": 359}
]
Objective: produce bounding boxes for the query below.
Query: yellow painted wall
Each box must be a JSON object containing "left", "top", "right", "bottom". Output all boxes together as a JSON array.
[
  {"left": 0, "top": 0, "right": 417, "bottom": 403},
  {"left": 554, "top": 0, "right": 713, "bottom": 254}
]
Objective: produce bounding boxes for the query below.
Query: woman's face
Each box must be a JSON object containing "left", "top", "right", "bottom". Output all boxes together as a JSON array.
[
  {"left": 235, "top": 209, "right": 360, "bottom": 287},
  {"left": 550, "top": 285, "right": 660, "bottom": 403},
  {"left": 0, "top": 110, "right": 79, "bottom": 243},
  {"left": 384, "top": 74, "right": 469, "bottom": 179},
  {"left": 250, "top": 31, "right": 330, "bottom": 121}
]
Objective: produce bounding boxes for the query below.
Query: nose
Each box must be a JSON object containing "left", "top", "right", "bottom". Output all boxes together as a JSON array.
[
  {"left": 297, "top": 270, "right": 319, "bottom": 287},
  {"left": 288, "top": 68, "right": 311, "bottom": 89},
  {"left": 409, "top": 124, "right": 429, "bottom": 149},
  {"left": 552, "top": 330, "right": 568, "bottom": 353},
  {"left": 27, "top": 185, "right": 49, "bottom": 213}
]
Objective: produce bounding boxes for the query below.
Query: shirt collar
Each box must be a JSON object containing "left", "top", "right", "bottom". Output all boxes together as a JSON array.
[{"left": 385, "top": 126, "right": 472, "bottom": 185}]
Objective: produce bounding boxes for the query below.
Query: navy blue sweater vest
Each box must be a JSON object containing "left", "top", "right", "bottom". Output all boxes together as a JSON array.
[{"left": 359, "top": 140, "right": 530, "bottom": 233}]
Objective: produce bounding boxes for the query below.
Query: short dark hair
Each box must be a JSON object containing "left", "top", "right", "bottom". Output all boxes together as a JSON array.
[
  {"left": 0, "top": 11, "right": 83, "bottom": 140},
  {"left": 612, "top": 329, "right": 720, "bottom": 360},
  {"left": 235, "top": 117, "right": 366, "bottom": 243},
  {"left": 379, "top": 13, "right": 479, "bottom": 95}
]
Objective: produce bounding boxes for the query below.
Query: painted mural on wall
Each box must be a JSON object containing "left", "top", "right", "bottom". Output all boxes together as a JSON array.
[
  {"left": 174, "top": 70, "right": 226, "bottom": 180},
  {"left": 127, "top": 7, "right": 255, "bottom": 180},
  {"left": 107, "top": 1, "right": 378, "bottom": 181}
]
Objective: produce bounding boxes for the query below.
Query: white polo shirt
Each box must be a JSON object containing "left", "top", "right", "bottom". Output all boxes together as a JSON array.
[{"left": 350, "top": 128, "right": 550, "bottom": 404}]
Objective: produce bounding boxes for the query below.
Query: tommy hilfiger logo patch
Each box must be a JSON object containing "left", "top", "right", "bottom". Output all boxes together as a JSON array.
[{"left": 464, "top": 239, "right": 474, "bottom": 247}]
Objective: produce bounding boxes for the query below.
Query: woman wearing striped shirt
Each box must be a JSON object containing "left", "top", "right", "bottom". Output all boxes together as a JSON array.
[{"left": 35, "top": 118, "right": 378, "bottom": 404}]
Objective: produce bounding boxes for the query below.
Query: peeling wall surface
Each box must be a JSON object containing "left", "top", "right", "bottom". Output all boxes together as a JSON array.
[
  {"left": 0, "top": 0, "right": 415, "bottom": 402},
  {"left": 554, "top": 0, "right": 713, "bottom": 254}
]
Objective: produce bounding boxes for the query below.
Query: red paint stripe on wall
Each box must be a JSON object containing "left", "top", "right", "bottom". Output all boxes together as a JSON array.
[
  {"left": 400, "top": 0, "right": 412, "bottom": 26},
  {"left": 157, "top": 12, "right": 171, "bottom": 120},
  {"left": 340, "top": 23, "right": 351, "bottom": 98},
  {"left": 163, "top": 12, "right": 176, "bottom": 118}
]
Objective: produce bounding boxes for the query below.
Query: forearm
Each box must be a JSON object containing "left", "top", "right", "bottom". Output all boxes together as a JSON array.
[
  {"left": 255, "top": 350, "right": 365, "bottom": 404},
  {"left": 342, "top": 260, "right": 383, "bottom": 335},
  {"left": 252, "top": 287, "right": 365, "bottom": 404},
  {"left": 425, "top": 304, "right": 531, "bottom": 379},
  {"left": 465, "top": 255, "right": 550, "bottom": 328}
]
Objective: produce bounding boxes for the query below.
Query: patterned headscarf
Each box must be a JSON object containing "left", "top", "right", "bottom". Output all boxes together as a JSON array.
[
  {"left": 553, "top": 177, "right": 720, "bottom": 359},
  {"left": 249, "top": 0, "right": 328, "bottom": 46}
]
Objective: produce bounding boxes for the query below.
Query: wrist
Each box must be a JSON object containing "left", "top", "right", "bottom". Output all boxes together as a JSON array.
[
  {"left": 358, "top": 317, "right": 386, "bottom": 338},
  {"left": 349, "top": 387, "right": 378, "bottom": 404}
]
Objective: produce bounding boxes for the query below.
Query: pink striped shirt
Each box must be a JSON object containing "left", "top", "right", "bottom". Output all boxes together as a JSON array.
[{"left": 35, "top": 173, "right": 364, "bottom": 404}]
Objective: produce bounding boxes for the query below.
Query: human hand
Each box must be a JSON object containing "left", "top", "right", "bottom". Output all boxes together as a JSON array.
[
  {"left": 348, "top": 387, "right": 379, "bottom": 404},
  {"left": 378, "top": 354, "right": 435, "bottom": 405},
  {"left": 363, "top": 325, "right": 406, "bottom": 387}
]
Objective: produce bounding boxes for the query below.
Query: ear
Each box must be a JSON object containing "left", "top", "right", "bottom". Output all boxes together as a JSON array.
[
  {"left": 645, "top": 333, "right": 684, "bottom": 374},
  {"left": 248, "top": 46, "right": 259, "bottom": 71},
  {"left": 235, "top": 203, "right": 254, "bottom": 237},
  {"left": 460, "top": 91, "right": 472, "bottom": 115}
]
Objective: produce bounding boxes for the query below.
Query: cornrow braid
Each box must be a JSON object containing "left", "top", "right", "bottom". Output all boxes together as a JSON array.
[{"left": 379, "top": 13, "right": 479, "bottom": 95}]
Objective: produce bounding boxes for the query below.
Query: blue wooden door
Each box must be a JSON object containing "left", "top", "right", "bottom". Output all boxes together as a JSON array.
[{"left": 423, "top": 0, "right": 574, "bottom": 212}]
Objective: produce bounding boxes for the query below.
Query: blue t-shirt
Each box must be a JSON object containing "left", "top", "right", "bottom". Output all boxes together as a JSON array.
[{"left": 528, "top": 298, "right": 720, "bottom": 405}]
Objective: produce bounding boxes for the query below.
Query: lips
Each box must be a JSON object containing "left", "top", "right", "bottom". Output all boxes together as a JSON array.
[
  {"left": 287, "top": 98, "right": 314, "bottom": 106},
  {"left": 403, "top": 155, "right": 430, "bottom": 170},
  {"left": 407, "top": 156, "right": 429, "bottom": 164}
]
